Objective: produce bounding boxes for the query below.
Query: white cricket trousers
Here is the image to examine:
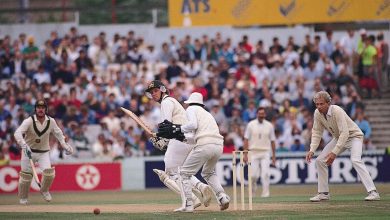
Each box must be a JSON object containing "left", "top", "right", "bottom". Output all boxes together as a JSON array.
[
  {"left": 180, "top": 143, "right": 225, "bottom": 196},
  {"left": 316, "top": 137, "right": 377, "bottom": 193},
  {"left": 251, "top": 151, "right": 270, "bottom": 196},
  {"left": 163, "top": 139, "right": 202, "bottom": 188},
  {"left": 164, "top": 139, "right": 192, "bottom": 170},
  {"left": 21, "top": 151, "right": 51, "bottom": 173}
]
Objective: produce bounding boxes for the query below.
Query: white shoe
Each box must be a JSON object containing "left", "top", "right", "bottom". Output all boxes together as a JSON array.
[
  {"left": 174, "top": 206, "right": 194, "bottom": 213},
  {"left": 40, "top": 191, "right": 52, "bottom": 202},
  {"left": 193, "top": 197, "right": 201, "bottom": 209},
  {"left": 174, "top": 201, "right": 194, "bottom": 213},
  {"left": 310, "top": 193, "right": 330, "bottom": 202},
  {"left": 261, "top": 192, "right": 270, "bottom": 198},
  {"left": 19, "top": 199, "right": 28, "bottom": 205},
  {"left": 217, "top": 193, "right": 230, "bottom": 211},
  {"left": 365, "top": 191, "right": 380, "bottom": 201}
]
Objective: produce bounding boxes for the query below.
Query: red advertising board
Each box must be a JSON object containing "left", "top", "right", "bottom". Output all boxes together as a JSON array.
[{"left": 0, "top": 163, "right": 121, "bottom": 193}]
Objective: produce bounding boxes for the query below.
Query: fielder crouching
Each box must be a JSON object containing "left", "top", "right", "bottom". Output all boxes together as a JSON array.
[
  {"left": 158, "top": 92, "right": 230, "bottom": 212},
  {"left": 14, "top": 99, "right": 74, "bottom": 205}
]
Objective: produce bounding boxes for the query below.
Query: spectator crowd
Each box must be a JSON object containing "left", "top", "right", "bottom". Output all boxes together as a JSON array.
[{"left": 0, "top": 26, "right": 388, "bottom": 163}]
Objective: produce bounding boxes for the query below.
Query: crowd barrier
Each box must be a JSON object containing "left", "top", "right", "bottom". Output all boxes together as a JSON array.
[{"left": 1, "top": 150, "right": 388, "bottom": 193}]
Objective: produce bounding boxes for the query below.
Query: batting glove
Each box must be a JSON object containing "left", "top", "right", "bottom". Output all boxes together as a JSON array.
[
  {"left": 22, "top": 144, "right": 32, "bottom": 159},
  {"left": 149, "top": 136, "right": 169, "bottom": 151},
  {"left": 63, "top": 143, "right": 74, "bottom": 155}
]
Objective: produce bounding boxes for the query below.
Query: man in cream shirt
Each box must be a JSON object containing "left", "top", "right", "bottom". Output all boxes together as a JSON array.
[
  {"left": 306, "top": 91, "right": 380, "bottom": 201},
  {"left": 243, "top": 107, "right": 276, "bottom": 198},
  {"left": 14, "top": 99, "right": 74, "bottom": 204},
  {"left": 157, "top": 92, "right": 230, "bottom": 212}
]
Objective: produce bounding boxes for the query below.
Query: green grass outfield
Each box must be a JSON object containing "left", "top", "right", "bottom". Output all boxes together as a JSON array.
[{"left": 0, "top": 183, "right": 389, "bottom": 219}]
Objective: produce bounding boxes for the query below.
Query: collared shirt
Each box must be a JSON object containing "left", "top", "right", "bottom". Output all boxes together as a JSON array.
[
  {"left": 159, "top": 95, "right": 189, "bottom": 147},
  {"left": 244, "top": 119, "right": 276, "bottom": 151},
  {"left": 14, "top": 114, "right": 66, "bottom": 151},
  {"left": 159, "top": 95, "right": 187, "bottom": 125},
  {"left": 310, "top": 105, "right": 363, "bottom": 155}
]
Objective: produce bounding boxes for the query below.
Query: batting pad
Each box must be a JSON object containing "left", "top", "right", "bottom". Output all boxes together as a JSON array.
[
  {"left": 160, "top": 170, "right": 181, "bottom": 195},
  {"left": 154, "top": 169, "right": 200, "bottom": 204},
  {"left": 40, "top": 168, "right": 55, "bottom": 192},
  {"left": 18, "top": 171, "right": 33, "bottom": 199}
]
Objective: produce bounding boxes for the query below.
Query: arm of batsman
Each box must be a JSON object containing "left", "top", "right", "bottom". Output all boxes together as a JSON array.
[{"left": 63, "top": 143, "right": 74, "bottom": 155}]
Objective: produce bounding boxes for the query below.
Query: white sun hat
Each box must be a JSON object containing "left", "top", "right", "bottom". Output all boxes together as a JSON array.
[{"left": 184, "top": 92, "right": 204, "bottom": 105}]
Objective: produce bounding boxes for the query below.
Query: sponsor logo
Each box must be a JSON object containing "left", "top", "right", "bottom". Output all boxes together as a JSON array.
[
  {"left": 327, "top": 0, "right": 349, "bottom": 17},
  {"left": 217, "top": 156, "right": 380, "bottom": 185},
  {"left": 231, "top": 0, "right": 252, "bottom": 19},
  {"left": 75, "top": 165, "right": 101, "bottom": 190},
  {"left": 279, "top": 0, "right": 296, "bottom": 17},
  {"left": 0, "top": 167, "right": 39, "bottom": 192},
  {"left": 0, "top": 167, "right": 19, "bottom": 192},
  {"left": 181, "top": 0, "right": 210, "bottom": 14},
  {"left": 376, "top": 0, "right": 390, "bottom": 15}
]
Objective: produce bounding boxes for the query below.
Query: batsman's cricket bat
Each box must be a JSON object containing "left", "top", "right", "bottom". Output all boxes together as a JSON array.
[
  {"left": 120, "top": 107, "right": 156, "bottom": 137},
  {"left": 29, "top": 158, "right": 41, "bottom": 188}
]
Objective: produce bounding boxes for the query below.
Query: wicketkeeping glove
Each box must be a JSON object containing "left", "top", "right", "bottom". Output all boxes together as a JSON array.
[{"left": 157, "top": 120, "right": 186, "bottom": 142}]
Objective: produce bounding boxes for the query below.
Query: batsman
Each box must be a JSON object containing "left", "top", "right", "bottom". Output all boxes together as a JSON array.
[
  {"left": 145, "top": 80, "right": 213, "bottom": 209},
  {"left": 14, "top": 99, "right": 74, "bottom": 205}
]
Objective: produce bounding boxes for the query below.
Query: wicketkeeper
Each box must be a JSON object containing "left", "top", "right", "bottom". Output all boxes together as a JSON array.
[
  {"left": 145, "top": 80, "right": 213, "bottom": 209},
  {"left": 157, "top": 92, "right": 230, "bottom": 212},
  {"left": 14, "top": 99, "right": 74, "bottom": 205}
]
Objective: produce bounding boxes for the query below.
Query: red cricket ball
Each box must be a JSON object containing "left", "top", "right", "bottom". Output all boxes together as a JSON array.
[{"left": 93, "top": 208, "right": 100, "bottom": 215}]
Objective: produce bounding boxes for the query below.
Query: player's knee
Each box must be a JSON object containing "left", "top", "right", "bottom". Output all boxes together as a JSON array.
[
  {"left": 166, "top": 167, "right": 181, "bottom": 181},
  {"left": 43, "top": 168, "right": 55, "bottom": 176},
  {"left": 179, "top": 168, "right": 193, "bottom": 178},
  {"left": 351, "top": 158, "right": 362, "bottom": 166},
  {"left": 201, "top": 171, "right": 214, "bottom": 181},
  {"left": 19, "top": 171, "right": 33, "bottom": 182},
  {"left": 315, "top": 158, "right": 326, "bottom": 166},
  {"left": 165, "top": 167, "right": 179, "bottom": 176},
  {"left": 180, "top": 172, "right": 192, "bottom": 181}
]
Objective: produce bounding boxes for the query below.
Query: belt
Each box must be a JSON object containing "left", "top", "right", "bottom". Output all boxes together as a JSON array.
[{"left": 31, "top": 149, "right": 50, "bottom": 153}]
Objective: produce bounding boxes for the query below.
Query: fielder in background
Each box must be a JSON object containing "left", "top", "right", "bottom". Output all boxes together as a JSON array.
[
  {"left": 306, "top": 91, "right": 380, "bottom": 202},
  {"left": 158, "top": 92, "right": 230, "bottom": 212},
  {"left": 144, "top": 80, "right": 213, "bottom": 209},
  {"left": 14, "top": 99, "right": 74, "bottom": 205},
  {"left": 243, "top": 107, "right": 276, "bottom": 198}
]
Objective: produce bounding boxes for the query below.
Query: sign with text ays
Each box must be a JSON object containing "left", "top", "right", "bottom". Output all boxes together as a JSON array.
[{"left": 169, "top": 0, "right": 390, "bottom": 27}]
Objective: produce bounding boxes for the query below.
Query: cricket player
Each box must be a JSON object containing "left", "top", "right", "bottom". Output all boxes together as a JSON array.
[
  {"left": 145, "top": 80, "right": 213, "bottom": 209},
  {"left": 157, "top": 92, "right": 230, "bottom": 212},
  {"left": 14, "top": 99, "right": 74, "bottom": 205},
  {"left": 243, "top": 107, "right": 276, "bottom": 198},
  {"left": 306, "top": 91, "right": 380, "bottom": 201}
]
